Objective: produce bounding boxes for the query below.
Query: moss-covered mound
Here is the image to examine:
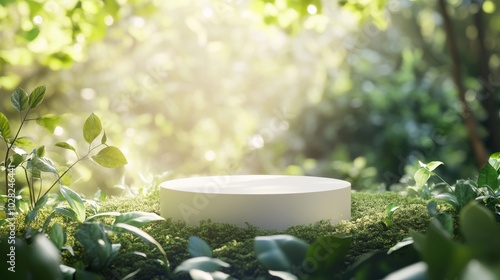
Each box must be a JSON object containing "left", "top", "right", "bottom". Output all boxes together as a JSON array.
[
  {"left": 92, "top": 191, "right": 430, "bottom": 279},
  {"left": 4, "top": 191, "right": 432, "bottom": 279}
]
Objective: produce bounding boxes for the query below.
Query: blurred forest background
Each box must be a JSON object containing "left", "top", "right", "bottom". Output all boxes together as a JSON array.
[{"left": 1, "top": 0, "right": 499, "bottom": 196}]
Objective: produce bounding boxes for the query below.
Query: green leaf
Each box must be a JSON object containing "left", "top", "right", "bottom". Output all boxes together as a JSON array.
[
  {"left": 7, "top": 154, "right": 24, "bottom": 168},
  {"left": 31, "top": 156, "right": 58, "bottom": 174},
  {"left": 25, "top": 194, "right": 49, "bottom": 224},
  {"left": 55, "top": 207, "right": 79, "bottom": 221},
  {"left": 306, "top": 235, "right": 351, "bottom": 275},
  {"left": 455, "top": 180, "right": 478, "bottom": 209},
  {"left": 101, "top": 130, "right": 107, "bottom": 144},
  {"left": 36, "top": 114, "right": 62, "bottom": 133},
  {"left": 434, "top": 193, "right": 459, "bottom": 209},
  {"left": 384, "top": 262, "right": 427, "bottom": 280},
  {"left": 60, "top": 186, "right": 86, "bottom": 223},
  {"left": 76, "top": 222, "right": 115, "bottom": 271},
  {"left": 478, "top": 162, "right": 499, "bottom": 190},
  {"left": 30, "top": 234, "right": 64, "bottom": 280},
  {"left": 91, "top": 146, "right": 127, "bottom": 168},
  {"left": 414, "top": 168, "right": 431, "bottom": 188},
  {"left": 461, "top": 260, "right": 500, "bottom": 280},
  {"left": 86, "top": 211, "right": 121, "bottom": 221},
  {"left": 11, "top": 87, "right": 29, "bottom": 112},
  {"left": 174, "top": 256, "right": 230, "bottom": 273},
  {"left": 424, "top": 161, "right": 444, "bottom": 172},
  {"left": 59, "top": 170, "right": 73, "bottom": 186},
  {"left": 411, "top": 219, "right": 470, "bottom": 279},
  {"left": 14, "top": 137, "right": 36, "bottom": 147},
  {"left": 28, "top": 85, "right": 46, "bottom": 108},
  {"left": 0, "top": 112, "right": 11, "bottom": 139},
  {"left": 113, "top": 223, "right": 166, "bottom": 257},
  {"left": 488, "top": 152, "right": 500, "bottom": 171},
  {"left": 55, "top": 142, "right": 77, "bottom": 152},
  {"left": 460, "top": 202, "right": 500, "bottom": 260},
  {"left": 188, "top": 236, "right": 213, "bottom": 258},
  {"left": 254, "top": 234, "right": 309, "bottom": 272},
  {"left": 269, "top": 270, "right": 298, "bottom": 280},
  {"left": 36, "top": 145, "right": 45, "bottom": 157},
  {"left": 387, "top": 237, "right": 414, "bottom": 255},
  {"left": 114, "top": 211, "right": 164, "bottom": 228},
  {"left": 49, "top": 222, "right": 66, "bottom": 250},
  {"left": 83, "top": 113, "right": 102, "bottom": 144}
]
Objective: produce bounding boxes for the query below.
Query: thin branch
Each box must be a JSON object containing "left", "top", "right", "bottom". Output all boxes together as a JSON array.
[{"left": 437, "top": 0, "right": 488, "bottom": 167}]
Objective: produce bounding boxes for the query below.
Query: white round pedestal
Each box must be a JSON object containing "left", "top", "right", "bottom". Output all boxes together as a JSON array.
[{"left": 159, "top": 175, "right": 351, "bottom": 230}]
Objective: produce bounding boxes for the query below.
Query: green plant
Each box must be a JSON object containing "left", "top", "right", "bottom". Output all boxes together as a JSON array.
[
  {"left": 0, "top": 86, "right": 127, "bottom": 213},
  {"left": 382, "top": 203, "right": 400, "bottom": 229},
  {"left": 386, "top": 202, "right": 500, "bottom": 279},
  {"left": 407, "top": 154, "right": 500, "bottom": 219},
  {"left": 0, "top": 86, "right": 169, "bottom": 279},
  {"left": 174, "top": 236, "right": 232, "bottom": 279}
]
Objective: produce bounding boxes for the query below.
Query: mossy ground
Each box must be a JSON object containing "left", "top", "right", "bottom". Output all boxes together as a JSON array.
[{"left": 3, "top": 190, "right": 433, "bottom": 279}]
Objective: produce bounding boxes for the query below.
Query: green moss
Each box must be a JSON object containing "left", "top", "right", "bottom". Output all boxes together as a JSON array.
[{"left": 2, "top": 191, "right": 434, "bottom": 279}]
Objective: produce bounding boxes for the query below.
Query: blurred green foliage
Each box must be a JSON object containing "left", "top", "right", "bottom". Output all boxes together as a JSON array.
[{"left": 1, "top": 0, "right": 499, "bottom": 193}]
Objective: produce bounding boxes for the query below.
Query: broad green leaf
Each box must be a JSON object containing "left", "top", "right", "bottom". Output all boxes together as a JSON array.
[
  {"left": 60, "top": 186, "right": 86, "bottom": 223},
  {"left": 113, "top": 223, "right": 166, "bottom": 257},
  {"left": 28, "top": 85, "right": 46, "bottom": 108},
  {"left": 306, "top": 235, "right": 351, "bottom": 275},
  {"left": 83, "top": 113, "right": 102, "bottom": 144},
  {"left": 460, "top": 202, "right": 500, "bottom": 260},
  {"left": 414, "top": 168, "right": 431, "bottom": 188},
  {"left": 188, "top": 236, "right": 213, "bottom": 258},
  {"left": 30, "top": 234, "right": 63, "bottom": 280},
  {"left": 59, "top": 171, "right": 72, "bottom": 186},
  {"left": 7, "top": 154, "right": 24, "bottom": 168},
  {"left": 31, "top": 156, "right": 58, "bottom": 174},
  {"left": 11, "top": 87, "right": 29, "bottom": 112},
  {"left": 91, "top": 146, "right": 127, "bottom": 168},
  {"left": 49, "top": 222, "right": 66, "bottom": 250},
  {"left": 384, "top": 262, "right": 427, "bottom": 280},
  {"left": 55, "top": 142, "right": 76, "bottom": 152},
  {"left": 0, "top": 112, "right": 11, "bottom": 139},
  {"left": 14, "top": 137, "right": 36, "bottom": 147},
  {"left": 455, "top": 180, "right": 478, "bottom": 209},
  {"left": 86, "top": 211, "right": 121, "bottom": 221},
  {"left": 101, "top": 130, "right": 107, "bottom": 144},
  {"left": 36, "top": 114, "right": 62, "bottom": 133},
  {"left": 434, "top": 193, "right": 459, "bottom": 209},
  {"left": 269, "top": 270, "right": 298, "bottom": 280},
  {"left": 411, "top": 219, "right": 470, "bottom": 279},
  {"left": 188, "top": 269, "right": 213, "bottom": 280},
  {"left": 461, "top": 260, "right": 500, "bottom": 280},
  {"left": 114, "top": 211, "right": 164, "bottom": 228},
  {"left": 76, "top": 222, "right": 113, "bottom": 271},
  {"left": 55, "top": 207, "right": 78, "bottom": 221},
  {"left": 427, "top": 201, "right": 439, "bottom": 217},
  {"left": 174, "top": 256, "right": 230, "bottom": 273},
  {"left": 25, "top": 194, "right": 49, "bottom": 224},
  {"left": 254, "top": 234, "right": 309, "bottom": 271},
  {"left": 489, "top": 152, "right": 500, "bottom": 171},
  {"left": 387, "top": 237, "right": 414, "bottom": 255},
  {"left": 59, "top": 265, "right": 76, "bottom": 279},
  {"left": 478, "top": 162, "right": 499, "bottom": 190},
  {"left": 36, "top": 145, "right": 45, "bottom": 157},
  {"left": 425, "top": 161, "right": 444, "bottom": 172}
]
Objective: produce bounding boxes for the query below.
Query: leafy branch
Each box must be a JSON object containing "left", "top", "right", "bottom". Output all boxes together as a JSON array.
[{"left": 1, "top": 86, "right": 127, "bottom": 211}]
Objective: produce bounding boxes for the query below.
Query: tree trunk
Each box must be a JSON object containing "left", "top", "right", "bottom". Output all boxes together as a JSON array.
[
  {"left": 473, "top": 8, "right": 500, "bottom": 152},
  {"left": 437, "top": 0, "right": 488, "bottom": 167}
]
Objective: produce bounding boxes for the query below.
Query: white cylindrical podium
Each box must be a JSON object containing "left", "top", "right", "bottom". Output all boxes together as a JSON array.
[{"left": 159, "top": 175, "right": 351, "bottom": 230}]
